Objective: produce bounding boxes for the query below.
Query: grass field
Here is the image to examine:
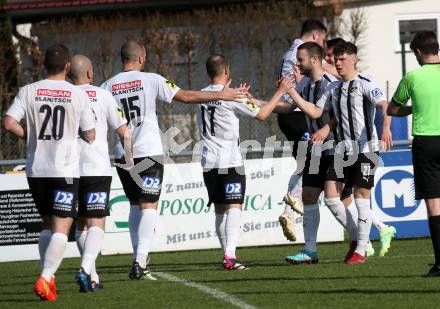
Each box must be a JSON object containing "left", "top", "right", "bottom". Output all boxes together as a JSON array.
[{"left": 1, "top": 238, "right": 439, "bottom": 308}]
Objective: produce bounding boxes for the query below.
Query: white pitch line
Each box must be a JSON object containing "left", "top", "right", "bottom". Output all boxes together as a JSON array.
[{"left": 155, "top": 272, "right": 256, "bottom": 309}]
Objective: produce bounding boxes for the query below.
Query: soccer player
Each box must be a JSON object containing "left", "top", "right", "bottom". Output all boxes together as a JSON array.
[
  {"left": 101, "top": 40, "right": 248, "bottom": 280},
  {"left": 387, "top": 31, "right": 440, "bottom": 276},
  {"left": 3, "top": 44, "right": 96, "bottom": 300},
  {"left": 286, "top": 41, "right": 392, "bottom": 264},
  {"left": 325, "top": 38, "right": 397, "bottom": 256},
  {"left": 277, "top": 19, "right": 328, "bottom": 241},
  {"left": 69, "top": 55, "right": 131, "bottom": 292},
  {"left": 199, "top": 54, "right": 294, "bottom": 270}
]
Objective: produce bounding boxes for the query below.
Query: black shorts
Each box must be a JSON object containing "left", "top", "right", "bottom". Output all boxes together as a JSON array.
[
  {"left": 203, "top": 166, "right": 246, "bottom": 206},
  {"left": 115, "top": 156, "right": 164, "bottom": 203},
  {"left": 302, "top": 154, "right": 332, "bottom": 189},
  {"left": 412, "top": 136, "right": 440, "bottom": 200},
  {"left": 277, "top": 111, "right": 309, "bottom": 158},
  {"left": 326, "top": 152, "right": 379, "bottom": 189},
  {"left": 78, "top": 176, "right": 112, "bottom": 218},
  {"left": 27, "top": 177, "right": 79, "bottom": 218}
]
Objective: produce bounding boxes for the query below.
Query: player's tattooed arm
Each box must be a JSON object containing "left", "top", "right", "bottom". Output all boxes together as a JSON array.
[
  {"left": 174, "top": 80, "right": 248, "bottom": 104},
  {"left": 386, "top": 99, "right": 412, "bottom": 117},
  {"left": 3, "top": 116, "right": 26, "bottom": 139},
  {"left": 116, "top": 124, "right": 134, "bottom": 168},
  {"left": 286, "top": 87, "right": 323, "bottom": 119},
  {"left": 79, "top": 128, "right": 96, "bottom": 144},
  {"left": 377, "top": 100, "right": 393, "bottom": 151}
]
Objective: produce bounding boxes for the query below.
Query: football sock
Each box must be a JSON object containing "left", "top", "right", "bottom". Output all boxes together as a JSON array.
[
  {"left": 303, "top": 203, "right": 320, "bottom": 253},
  {"left": 345, "top": 201, "right": 359, "bottom": 241},
  {"left": 41, "top": 233, "right": 67, "bottom": 282},
  {"left": 215, "top": 213, "right": 227, "bottom": 252},
  {"left": 428, "top": 215, "right": 440, "bottom": 266},
  {"left": 355, "top": 198, "right": 373, "bottom": 255},
  {"left": 80, "top": 226, "right": 104, "bottom": 275},
  {"left": 372, "top": 213, "right": 385, "bottom": 232},
  {"left": 38, "top": 229, "right": 52, "bottom": 270},
  {"left": 325, "top": 197, "right": 352, "bottom": 232},
  {"left": 288, "top": 174, "right": 302, "bottom": 198},
  {"left": 129, "top": 204, "right": 141, "bottom": 260},
  {"left": 136, "top": 209, "right": 158, "bottom": 268},
  {"left": 225, "top": 208, "right": 242, "bottom": 258}
]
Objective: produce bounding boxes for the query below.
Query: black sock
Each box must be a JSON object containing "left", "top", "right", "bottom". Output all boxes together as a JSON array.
[{"left": 428, "top": 215, "right": 440, "bottom": 266}]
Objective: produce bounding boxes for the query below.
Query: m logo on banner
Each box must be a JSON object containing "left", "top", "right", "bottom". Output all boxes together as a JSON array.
[{"left": 374, "top": 170, "right": 421, "bottom": 217}]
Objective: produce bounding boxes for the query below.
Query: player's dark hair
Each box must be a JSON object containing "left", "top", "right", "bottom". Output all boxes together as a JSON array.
[
  {"left": 44, "top": 44, "right": 70, "bottom": 75},
  {"left": 298, "top": 42, "right": 324, "bottom": 59},
  {"left": 327, "top": 37, "right": 346, "bottom": 49},
  {"left": 300, "top": 19, "right": 327, "bottom": 36},
  {"left": 410, "top": 31, "right": 439, "bottom": 55},
  {"left": 333, "top": 41, "right": 358, "bottom": 56},
  {"left": 206, "top": 54, "right": 227, "bottom": 79},
  {"left": 121, "top": 40, "right": 145, "bottom": 64}
]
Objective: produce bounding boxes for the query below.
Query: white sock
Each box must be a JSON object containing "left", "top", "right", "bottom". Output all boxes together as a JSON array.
[
  {"left": 303, "top": 203, "right": 320, "bottom": 253},
  {"left": 41, "top": 233, "right": 67, "bottom": 282},
  {"left": 372, "top": 213, "right": 385, "bottom": 232},
  {"left": 355, "top": 198, "right": 373, "bottom": 255},
  {"left": 136, "top": 209, "right": 158, "bottom": 268},
  {"left": 80, "top": 226, "right": 104, "bottom": 275},
  {"left": 38, "top": 229, "right": 52, "bottom": 270},
  {"left": 288, "top": 174, "right": 302, "bottom": 198},
  {"left": 215, "top": 213, "right": 227, "bottom": 252},
  {"left": 325, "top": 197, "right": 356, "bottom": 234},
  {"left": 345, "top": 201, "right": 359, "bottom": 241},
  {"left": 129, "top": 204, "right": 141, "bottom": 260},
  {"left": 76, "top": 229, "right": 99, "bottom": 282},
  {"left": 225, "top": 208, "right": 242, "bottom": 258}
]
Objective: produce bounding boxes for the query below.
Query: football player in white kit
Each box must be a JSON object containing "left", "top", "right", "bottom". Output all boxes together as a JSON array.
[
  {"left": 199, "top": 54, "right": 295, "bottom": 269},
  {"left": 101, "top": 41, "right": 248, "bottom": 280},
  {"left": 3, "top": 45, "right": 96, "bottom": 301},
  {"left": 69, "top": 55, "right": 131, "bottom": 292}
]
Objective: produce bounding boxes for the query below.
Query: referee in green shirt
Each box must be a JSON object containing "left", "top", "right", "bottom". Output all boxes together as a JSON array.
[{"left": 387, "top": 31, "right": 440, "bottom": 277}]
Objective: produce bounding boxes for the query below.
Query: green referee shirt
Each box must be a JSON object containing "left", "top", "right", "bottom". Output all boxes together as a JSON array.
[{"left": 392, "top": 63, "right": 440, "bottom": 136}]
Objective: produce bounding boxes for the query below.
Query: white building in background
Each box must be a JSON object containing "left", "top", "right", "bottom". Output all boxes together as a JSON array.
[{"left": 340, "top": 0, "right": 440, "bottom": 139}]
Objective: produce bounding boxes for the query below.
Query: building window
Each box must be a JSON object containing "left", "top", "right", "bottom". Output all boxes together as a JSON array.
[{"left": 395, "top": 14, "right": 440, "bottom": 51}]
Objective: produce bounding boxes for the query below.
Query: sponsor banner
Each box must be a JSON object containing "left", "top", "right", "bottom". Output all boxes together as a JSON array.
[
  {"left": 0, "top": 157, "right": 344, "bottom": 261},
  {"left": 102, "top": 157, "right": 344, "bottom": 255},
  {"left": 370, "top": 150, "right": 429, "bottom": 239}
]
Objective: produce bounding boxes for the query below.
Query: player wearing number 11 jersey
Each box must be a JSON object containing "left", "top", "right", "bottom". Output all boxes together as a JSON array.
[
  {"left": 4, "top": 44, "right": 96, "bottom": 301},
  {"left": 101, "top": 41, "right": 248, "bottom": 280},
  {"left": 199, "top": 54, "right": 294, "bottom": 270}
]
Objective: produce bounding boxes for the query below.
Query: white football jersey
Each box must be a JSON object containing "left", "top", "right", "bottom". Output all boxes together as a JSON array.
[
  {"left": 317, "top": 74, "right": 386, "bottom": 154},
  {"left": 198, "top": 84, "right": 261, "bottom": 169},
  {"left": 6, "top": 79, "right": 95, "bottom": 178},
  {"left": 101, "top": 71, "right": 180, "bottom": 158},
  {"left": 77, "top": 84, "right": 126, "bottom": 176}
]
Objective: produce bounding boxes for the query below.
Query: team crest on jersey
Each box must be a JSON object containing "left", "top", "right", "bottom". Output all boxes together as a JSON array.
[
  {"left": 371, "top": 88, "right": 383, "bottom": 97},
  {"left": 91, "top": 108, "right": 98, "bottom": 121},
  {"left": 246, "top": 102, "right": 258, "bottom": 111},
  {"left": 116, "top": 106, "right": 126, "bottom": 120},
  {"left": 165, "top": 80, "right": 177, "bottom": 89},
  {"left": 349, "top": 87, "right": 358, "bottom": 94}
]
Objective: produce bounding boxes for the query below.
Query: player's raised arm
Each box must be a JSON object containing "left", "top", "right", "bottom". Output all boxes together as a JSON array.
[
  {"left": 286, "top": 86, "right": 324, "bottom": 119},
  {"left": 174, "top": 79, "right": 248, "bottom": 104}
]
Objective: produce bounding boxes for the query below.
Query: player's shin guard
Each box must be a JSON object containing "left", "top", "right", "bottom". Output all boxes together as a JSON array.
[
  {"left": 41, "top": 233, "right": 68, "bottom": 282},
  {"left": 354, "top": 198, "right": 372, "bottom": 256},
  {"left": 215, "top": 213, "right": 227, "bottom": 252},
  {"left": 129, "top": 204, "right": 141, "bottom": 259},
  {"left": 303, "top": 203, "right": 320, "bottom": 253},
  {"left": 80, "top": 226, "right": 104, "bottom": 275},
  {"left": 225, "top": 208, "right": 242, "bottom": 259},
  {"left": 136, "top": 209, "right": 158, "bottom": 268},
  {"left": 38, "top": 229, "right": 52, "bottom": 270}
]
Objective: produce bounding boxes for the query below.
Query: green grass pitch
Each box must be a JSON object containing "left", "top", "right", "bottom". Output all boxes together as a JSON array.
[{"left": 1, "top": 238, "right": 439, "bottom": 308}]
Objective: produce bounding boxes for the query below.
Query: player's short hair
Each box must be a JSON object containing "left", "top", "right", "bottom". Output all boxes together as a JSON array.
[
  {"left": 326, "top": 38, "right": 345, "bottom": 49},
  {"left": 300, "top": 19, "right": 327, "bottom": 36},
  {"left": 44, "top": 44, "right": 70, "bottom": 75},
  {"left": 298, "top": 42, "right": 324, "bottom": 59},
  {"left": 206, "top": 54, "right": 227, "bottom": 79},
  {"left": 410, "top": 31, "right": 439, "bottom": 55},
  {"left": 333, "top": 41, "right": 358, "bottom": 56},
  {"left": 121, "top": 40, "right": 145, "bottom": 64}
]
